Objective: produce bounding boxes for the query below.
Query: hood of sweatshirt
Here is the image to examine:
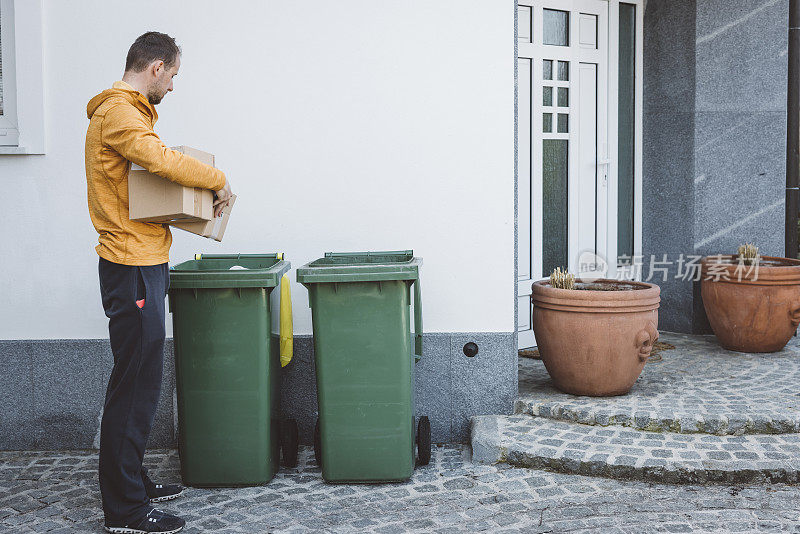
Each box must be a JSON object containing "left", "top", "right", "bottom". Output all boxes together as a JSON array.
[{"left": 86, "top": 81, "right": 158, "bottom": 122}]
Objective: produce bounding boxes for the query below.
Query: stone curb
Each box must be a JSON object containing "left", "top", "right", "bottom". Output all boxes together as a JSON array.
[
  {"left": 470, "top": 416, "right": 504, "bottom": 463},
  {"left": 470, "top": 414, "right": 800, "bottom": 484},
  {"left": 514, "top": 398, "right": 800, "bottom": 436}
]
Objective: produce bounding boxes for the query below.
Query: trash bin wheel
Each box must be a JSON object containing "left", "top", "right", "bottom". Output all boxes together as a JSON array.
[
  {"left": 417, "top": 416, "right": 431, "bottom": 466},
  {"left": 280, "top": 418, "right": 299, "bottom": 468},
  {"left": 314, "top": 418, "right": 322, "bottom": 468}
]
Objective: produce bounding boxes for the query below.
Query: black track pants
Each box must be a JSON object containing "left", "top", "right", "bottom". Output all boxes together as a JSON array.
[{"left": 97, "top": 257, "right": 169, "bottom": 524}]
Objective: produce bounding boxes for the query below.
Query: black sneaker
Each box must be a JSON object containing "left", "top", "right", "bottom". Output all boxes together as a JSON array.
[
  {"left": 104, "top": 508, "right": 185, "bottom": 534},
  {"left": 142, "top": 472, "right": 185, "bottom": 503}
]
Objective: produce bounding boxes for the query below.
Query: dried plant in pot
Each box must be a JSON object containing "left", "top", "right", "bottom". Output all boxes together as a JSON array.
[
  {"left": 701, "top": 244, "right": 800, "bottom": 353},
  {"left": 531, "top": 268, "right": 661, "bottom": 396}
]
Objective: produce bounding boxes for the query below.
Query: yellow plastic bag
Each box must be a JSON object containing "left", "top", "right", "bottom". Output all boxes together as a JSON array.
[{"left": 279, "top": 273, "right": 293, "bottom": 367}]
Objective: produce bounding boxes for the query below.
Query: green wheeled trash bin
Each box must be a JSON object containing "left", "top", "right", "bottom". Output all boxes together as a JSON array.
[
  {"left": 297, "top": 250, "right": 430, "bottom": 483},
  {"left": 168, "top": 253, "right": 297, "bottom": 486}
]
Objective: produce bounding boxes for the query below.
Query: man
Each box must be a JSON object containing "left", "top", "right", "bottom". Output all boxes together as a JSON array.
[{"left": 86, "top": 32, "right": 231, "bottom": 534}]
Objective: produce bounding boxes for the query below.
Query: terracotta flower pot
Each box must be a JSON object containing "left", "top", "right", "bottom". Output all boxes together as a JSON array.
[
  {"left": 700, "top": 255, "right": 800, "bottom": 353},
  {"left": 531, "top": 279, "right": 660, "bottom": 396}
]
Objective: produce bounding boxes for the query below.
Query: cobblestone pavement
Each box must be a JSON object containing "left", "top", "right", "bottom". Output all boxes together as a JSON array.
[
  {"left": 3, "top": 447, "right": 800, "bottom": 533},
  {"left": 518, "top": 332, "right": 800, "bottom": 435}
]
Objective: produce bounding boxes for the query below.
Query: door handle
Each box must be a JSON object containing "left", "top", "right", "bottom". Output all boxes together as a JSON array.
[{"left": 597, "top": 159, "right": 610, "bottom": 187}]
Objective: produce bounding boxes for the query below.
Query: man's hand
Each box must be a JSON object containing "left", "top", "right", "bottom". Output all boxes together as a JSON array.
[{"left": 213, "top": 179, "right": 232, "bottom": 218}]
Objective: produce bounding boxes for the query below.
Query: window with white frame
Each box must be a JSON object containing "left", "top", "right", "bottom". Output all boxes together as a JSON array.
[
  {"left": 0, "top": 0, "right": 20, "bottom": 146},
  {"left": 0, "top": 0, "right": 44, "bottom": 154},
  {"left": 0, "top": 9, "right": 3, "bottom": 111}
]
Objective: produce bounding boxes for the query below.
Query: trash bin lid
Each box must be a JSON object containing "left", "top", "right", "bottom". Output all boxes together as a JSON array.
[
  {"left": 169, "top": 253, "right": 290, "bottom": 289},
  {"left": 296, "top": 250, "right": 421, "bottom": 284}
]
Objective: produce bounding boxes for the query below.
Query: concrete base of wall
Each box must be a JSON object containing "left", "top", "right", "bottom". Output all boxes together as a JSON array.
[
  {"left": 0, "top": 332, "right": 516, "bottom": 451},
  {"left": 0, "top": 339, "right": 177, "bottom": 451}
]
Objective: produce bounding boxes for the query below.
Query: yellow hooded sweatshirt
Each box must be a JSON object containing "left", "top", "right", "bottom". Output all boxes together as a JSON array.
[{"left": 85, "top": 81, "right": 226, "bottom": 266}]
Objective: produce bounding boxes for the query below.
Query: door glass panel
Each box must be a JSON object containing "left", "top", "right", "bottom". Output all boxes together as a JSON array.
[
  {"left": 543, "top": 86, "right": 553, "bottom": 106},
  {"left": 577, "top": 63, "right": 598, "bottom": 258},
  {"left": 518, "top": 6, "right": 532, "bottom": 43},
  {"left": 557, "top": 87, "right": 569, "bottom": 107},
  {"left": 543, "top": 113, "right": 553, "bottom": 132},
  {"left": 543, "top": 9, "right": 569, "bottom": 46},
  {"left": 557, "top": 113, "right": 569, "bottom": 133},
  {"left": 543, "top": 139, "right": 568, "bottom": 275},
  {"left": 543, "top": 59, "right": 553, "bottom": 80},
  {"left": 557, "top": 61, "right": 570, "bottom": 81},
  {"left": 618, "top": 3, "right": 636, "bottom": 260}
]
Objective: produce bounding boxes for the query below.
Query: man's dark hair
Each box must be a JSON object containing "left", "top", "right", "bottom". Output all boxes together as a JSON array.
[{"left": 125, "top": 32, "right": 181, "bottom": 73}]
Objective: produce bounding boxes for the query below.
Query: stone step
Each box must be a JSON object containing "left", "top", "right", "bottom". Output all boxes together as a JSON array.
[
  {"left": 518, "top": 332, "right": 800, "bottom": 435},
  {"left": 471, "top": 414, "right": 800, "bottom": 484},
  {"left": 514, "top": 396, "right": 800, "bottom": 435}
]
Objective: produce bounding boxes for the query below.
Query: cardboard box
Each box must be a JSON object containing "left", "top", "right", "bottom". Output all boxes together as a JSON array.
[
  {"left": 128, "top": 146, "right": 215, "bottom": 223},
  {"left": 171, "top": 195, "right": 237, "bottom": 242}
]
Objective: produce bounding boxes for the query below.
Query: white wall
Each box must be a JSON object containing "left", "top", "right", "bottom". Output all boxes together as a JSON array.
[{"left": 0, "top": 0, "right": 515, "bottom": 340}]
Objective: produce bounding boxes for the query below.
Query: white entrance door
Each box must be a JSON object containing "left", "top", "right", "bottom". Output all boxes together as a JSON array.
[{"left": 517, "top": 0, "right": 609, "bottom": 349}]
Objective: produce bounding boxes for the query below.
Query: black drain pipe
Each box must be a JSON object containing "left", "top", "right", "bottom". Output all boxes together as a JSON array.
[{"left": 787, "top": 0, "right": 800, "bottom": 258}]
